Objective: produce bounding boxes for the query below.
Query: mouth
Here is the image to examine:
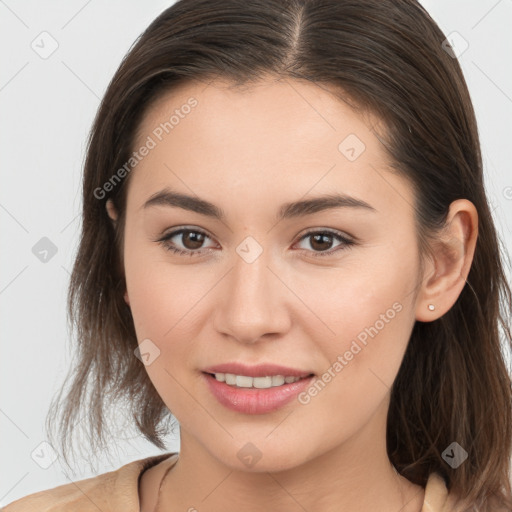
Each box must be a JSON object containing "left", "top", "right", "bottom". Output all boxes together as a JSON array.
[
  {"left": 202, "top": 371, "right": 315, "bottom": 389},
  {"left": 201, "top": 368, "right": 316, "bottom": 415},
  {"left": 201, "top": 358, "right": 315, "bottom": 414}
]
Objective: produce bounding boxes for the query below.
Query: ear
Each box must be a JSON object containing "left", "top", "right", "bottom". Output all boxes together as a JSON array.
[
  {"left": 415, "top": 199, "right": 478, "bottom": 322},
  {"left": 106, "top": 198, "right": 118, "bottom": 225},
  {"left": 106, "top": 199, "right": 130, "bottom": 306}
]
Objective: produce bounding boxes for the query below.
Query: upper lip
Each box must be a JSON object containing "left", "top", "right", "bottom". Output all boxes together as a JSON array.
[{"left": 202, "top": 362, "right": 315, "bottom": 378}]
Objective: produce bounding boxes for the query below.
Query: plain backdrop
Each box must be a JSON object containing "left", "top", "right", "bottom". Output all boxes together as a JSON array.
[{"left": 1, "top": 0, "right": 511, "bottom": 505}]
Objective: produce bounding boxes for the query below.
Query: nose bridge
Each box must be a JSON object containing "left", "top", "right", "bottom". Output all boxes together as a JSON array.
[{"left": 213, "top": 240, "right": 289, "bottom": 343}]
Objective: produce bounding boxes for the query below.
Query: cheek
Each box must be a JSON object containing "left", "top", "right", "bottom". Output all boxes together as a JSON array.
[
  {"left": 122, "top": 234, "right": 231, "bottom": 402},
  {"left": 124, "top": 246, "right": 209, "bottom": 414},
  {"left": 292, "top": 267, "right": 417, "bottom": 448},
  {"left": 123, "top": 224, "right": 208, "bottom": 339},
  {"left": 299, "top": 244, "right": 418, "bottom": 386}
]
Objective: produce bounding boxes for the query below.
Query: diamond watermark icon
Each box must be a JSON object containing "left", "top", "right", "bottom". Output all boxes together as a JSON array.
[
  {"left": 31, "top": 441, "right": 58, "bottom": 469},
  {"left": 32, "top": 237, "right": 58, "bottom": 263},
  {"left": 237, "top": 442, "right": 263, "bottom": 468},
  {"left": 441, "top": 31, "right": 469, "bottom": 59},
  {"left": 338, "top": 133, "right": 366, "bottom": 161},
  {"left": 134, "top": 338, "right": 161, "bottom": 366},
  {"left": 442, "top": 441, "right": 468, "bottom": 468},
  {"left": 236, "top": 236, "right": 263, "bottom": 264},
  {"left": 31, "top": 31, "right": 59, "bottom": 59}
]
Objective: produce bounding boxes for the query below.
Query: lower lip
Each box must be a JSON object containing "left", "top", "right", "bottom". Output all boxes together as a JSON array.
[{"left": 202, "top": 372, "right": 315, "bottom": 414}]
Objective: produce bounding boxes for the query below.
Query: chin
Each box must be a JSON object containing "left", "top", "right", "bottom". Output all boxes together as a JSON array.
[{"left": 211, "top": 440, "right": 313, "bottom": 474}]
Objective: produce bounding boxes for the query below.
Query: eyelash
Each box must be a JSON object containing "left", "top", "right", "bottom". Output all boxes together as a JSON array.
[{"left": 156, "top": 227, "right": 356, "bottom": 258}]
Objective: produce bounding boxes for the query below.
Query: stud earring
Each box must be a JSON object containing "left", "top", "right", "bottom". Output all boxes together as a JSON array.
[{"left": 428, "top": 304, "right": 435, "bottom": 311}]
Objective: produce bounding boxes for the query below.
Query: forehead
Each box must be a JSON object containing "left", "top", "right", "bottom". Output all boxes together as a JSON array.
[
  {"left": 136, "top": 76, "right": 378, "bottom": 150},
  {"left": 127, "top": 77, "right": 414, "bottom": 221}
]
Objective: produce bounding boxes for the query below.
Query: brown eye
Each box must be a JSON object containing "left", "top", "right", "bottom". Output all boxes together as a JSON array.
[
  {"left": 295, "top": 230, "right": 355, "bottom": 257},
  {"left": 156, "top": 227, "right": 355, "bottom": 258},
  {"left": 158, "top": 228, "right": 215, "bottom": 256},
  {"left": 310, "top": 233, "right": 335, "bottom": 251},
  {"left": 180, "top": 230, "right": 206, "bottom": 250}
]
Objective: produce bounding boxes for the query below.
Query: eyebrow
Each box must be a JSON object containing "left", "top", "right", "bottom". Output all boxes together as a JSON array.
[{"left": 142, "top": 187, "right": 376, "bottom": 221}]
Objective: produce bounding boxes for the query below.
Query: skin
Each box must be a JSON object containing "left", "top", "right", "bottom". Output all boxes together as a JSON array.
[{"left": 106, "top": 76, "right": 478, "bottom": 512}]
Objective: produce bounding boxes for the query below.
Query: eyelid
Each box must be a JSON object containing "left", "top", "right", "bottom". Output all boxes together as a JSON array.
[
  {"left": 155, "top": 226, "right": 217, "bottom": 255},
  {"left": 294, "top": 228, "right": 355, "bottom": 257},
  {"left": 155, "top": 226, "right": 356, "bottom": 257}
]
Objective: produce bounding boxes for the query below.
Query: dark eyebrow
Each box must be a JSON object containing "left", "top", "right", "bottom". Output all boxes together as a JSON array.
[{"left": 142, "top": 187, "right": 376, "bottom": 221}]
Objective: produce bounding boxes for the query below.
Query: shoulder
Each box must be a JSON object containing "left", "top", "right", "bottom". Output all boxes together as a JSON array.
[{"left": 1, "top": 452, "right": 177, "bottom": 512}]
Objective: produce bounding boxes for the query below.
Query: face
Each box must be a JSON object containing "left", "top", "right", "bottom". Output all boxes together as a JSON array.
[{"left": 118, "top": 77, "right": 424, "bottom": 472}]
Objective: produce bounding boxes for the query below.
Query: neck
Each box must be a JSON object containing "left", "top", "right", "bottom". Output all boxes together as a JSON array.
[{"left": 154, "top": 413, "right": 425, "bottom": 512}]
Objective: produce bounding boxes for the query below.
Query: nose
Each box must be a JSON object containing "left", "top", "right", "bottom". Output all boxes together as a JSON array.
[{"left": 212, "top": 249, "right": 292, "bottom": 345}]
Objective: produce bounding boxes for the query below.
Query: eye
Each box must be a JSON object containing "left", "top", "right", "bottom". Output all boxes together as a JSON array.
[
  {"left": 157, "top": 228, "right": 217, "bottom": 257},
  {"left": 156, "top": 227, "right": 355, "bottom": 258},
  {"left": 294, "top": 229, "right": 355, "bottom": 257}
]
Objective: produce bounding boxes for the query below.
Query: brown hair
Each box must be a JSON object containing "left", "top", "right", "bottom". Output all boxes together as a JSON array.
[{"left": 46, "top": 0, "right": 512, "bottom": 509}]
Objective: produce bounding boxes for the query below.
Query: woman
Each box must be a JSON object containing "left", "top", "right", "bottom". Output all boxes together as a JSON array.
[{"left": 4, "top": 0, "right": 511, "bottom": 511}]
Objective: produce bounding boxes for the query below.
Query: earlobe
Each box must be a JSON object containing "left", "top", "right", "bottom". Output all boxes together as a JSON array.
[
  {"left": 124, "top": 290, "right": 130, "bottom": 306},
  {"left": 106, "top": 198, "right": 118, "bottom": 224},
  {"left": 415, "top": 199, "right": 478, "bottom": 322}
]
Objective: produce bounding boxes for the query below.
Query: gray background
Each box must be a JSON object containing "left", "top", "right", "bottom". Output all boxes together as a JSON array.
[{"left": 1, "top": 0, "right": 511, "bottom": 505}]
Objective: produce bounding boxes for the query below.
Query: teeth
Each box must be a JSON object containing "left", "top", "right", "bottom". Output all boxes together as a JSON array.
[{"left": 213, "top": 373, "right": 306, "bottom": 389}]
